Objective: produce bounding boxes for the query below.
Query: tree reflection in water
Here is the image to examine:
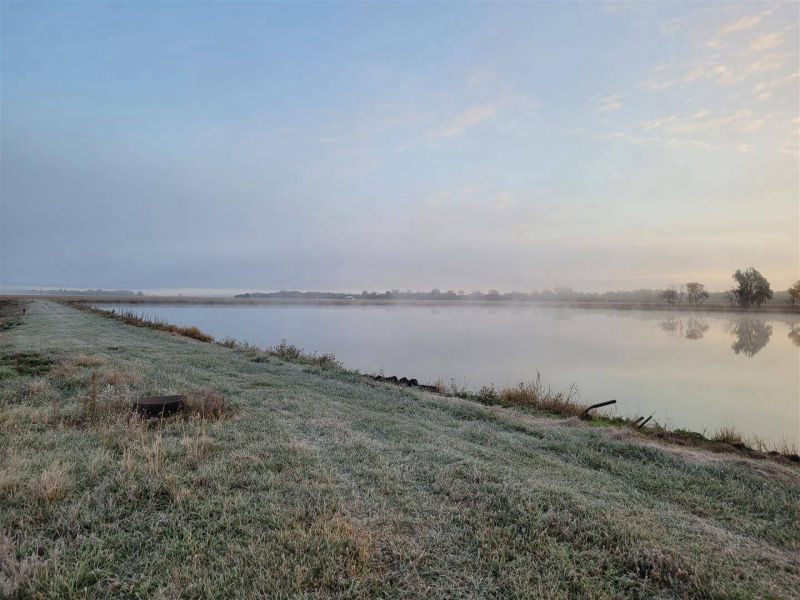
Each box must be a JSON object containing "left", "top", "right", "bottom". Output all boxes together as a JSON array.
[
  {"left": 729, "top": 319, "right": 773, "bottom": 357},
  {"left": 684, "top": 318, "right": 709, "bottom": 340},
  {"left": 659, "top": 317, "right": 709, "bottom": 340},
  {"left": 660, "top": 317, "right": 682, "bottom": 335},
  {"left": 789, "top": 323, "right": 800, "bottom": 347}
]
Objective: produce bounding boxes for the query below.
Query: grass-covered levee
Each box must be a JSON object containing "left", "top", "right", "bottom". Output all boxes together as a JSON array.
[{"left": 1, "top": 300, "right": 798, "bottom": 599}]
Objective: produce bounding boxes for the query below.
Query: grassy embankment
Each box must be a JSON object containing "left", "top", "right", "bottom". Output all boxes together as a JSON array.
[{"left": 1, "top": 300, "right": 799, "bottom": 598}]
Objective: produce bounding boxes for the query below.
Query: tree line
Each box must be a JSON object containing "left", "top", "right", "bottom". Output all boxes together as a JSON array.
[
  {"left": 237, "top": 268, "right": 799, "bottom": 308},
  {"left": 663, "top": 268, "right": 798, "bottom": 309}
]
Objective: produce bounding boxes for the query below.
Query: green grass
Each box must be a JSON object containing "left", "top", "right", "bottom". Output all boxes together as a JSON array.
[{"left": 1, "top": 300, "right": 799, "bottom": 599}]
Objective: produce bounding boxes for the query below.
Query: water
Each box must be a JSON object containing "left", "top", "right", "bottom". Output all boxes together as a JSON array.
[{"left": 101, "top": 302, "right": 800, "bottom": 448}]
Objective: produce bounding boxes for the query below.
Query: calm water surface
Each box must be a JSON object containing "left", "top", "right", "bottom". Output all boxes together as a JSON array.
[{"left": 103, "top": 303, "right": 800, "bottom": 448}]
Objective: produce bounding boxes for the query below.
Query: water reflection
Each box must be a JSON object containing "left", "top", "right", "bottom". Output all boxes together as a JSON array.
[
  {"left": 729, "top": 319, "right": 773, "bottom": 357},
  {"left": 789, "top": 323, "right": 800, "bottom": 347},
  {"left": 659, "top": 316, "right": 709, "bottom": 340},
  {"left": 685, "top": 318, "right": 709, "bottom": 340}
]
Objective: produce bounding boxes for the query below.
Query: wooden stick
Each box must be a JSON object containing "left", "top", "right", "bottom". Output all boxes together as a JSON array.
[{"left": 637, "top": 416, "right": 652, "bottom": 429}]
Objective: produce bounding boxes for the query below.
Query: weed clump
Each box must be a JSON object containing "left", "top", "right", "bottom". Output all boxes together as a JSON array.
[
  {"left": 222, "top": 337, "right": 341, "bottom": 369},
  {"left": 500, "top": 375, "right": 582, "bottom": 417},
  {"left": 712, "top": 427, "right": 744, "bottom": 445},
  {"left": 30, "top": 462, "right": 70, "bottom": 504},
  {"left": 184, "top": 388, "right": 227, "bottom": 419}
]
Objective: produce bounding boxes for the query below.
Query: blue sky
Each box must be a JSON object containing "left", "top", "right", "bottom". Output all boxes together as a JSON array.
[{"left": 1, "top": 1, "right": 797, "bottom": 293}]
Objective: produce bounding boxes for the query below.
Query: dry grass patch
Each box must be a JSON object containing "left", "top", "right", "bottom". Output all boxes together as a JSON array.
[
  {"left": 30, "top": 462, "right": 70, "bottom": 504},
  {"left": 499, "top": 374, "right": 583, "bottom": 417},
  {"left": 0, "top": 530, "right": 53, "bottom": 599},
  {"left": 73, "top": 354, "right": 106, "bottom": 367},
  {"left": 182, "top": 417, "right": 215, "bottom": 465},
  {"left": 49, "top": 360, "right": 78, "bottom": 381},
  {"left": 104, "top": 368, "right": 141, "bottom": 387},
  {"left": 278, "top": 511, "right": 376, "bottom": 588},
  {"left": 184, "top": 387, "right": 228, "bottom": 419},
  {"left": 24, "top": 378, "right": 51, "bottom": 399},
  {"left": 712, "top": 426, "right": 744, "bottom": 445}
]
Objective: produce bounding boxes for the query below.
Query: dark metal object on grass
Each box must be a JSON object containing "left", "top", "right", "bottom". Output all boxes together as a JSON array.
[
  {"left": 134, "top": 395, "right": 185, "bottom": 417},
  {"left": 580, "top": 399, "right": 617, "bottom": 420}
]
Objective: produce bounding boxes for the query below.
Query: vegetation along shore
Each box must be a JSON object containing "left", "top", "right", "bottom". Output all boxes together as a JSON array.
[{"left": 1, "top": 299, "right": 799, "bottom": 598}]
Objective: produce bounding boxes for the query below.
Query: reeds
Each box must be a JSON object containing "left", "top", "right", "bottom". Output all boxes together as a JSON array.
[{"left": 73, "top": 304, "right": 213, "bottom": 342}]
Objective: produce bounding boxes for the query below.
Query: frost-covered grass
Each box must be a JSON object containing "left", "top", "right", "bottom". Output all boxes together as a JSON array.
[{"left": 1, "top": 300, "right": 798, "bottom": 599}]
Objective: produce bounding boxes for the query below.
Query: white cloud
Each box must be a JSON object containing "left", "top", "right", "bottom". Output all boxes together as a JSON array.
[
  {"left": 717, "top": 14, "right": 764, "bottom": 37},
  {"left": 747, "top": 32, "right": 784, "bottom": 53},
  {"left": 754, "top": 71, "right": 800, "bottom": 92},
  {"left": 432, "top": 104, "right": 498, "bottom": 138},
  {"left": 740, "top": 119, "right": 765, "bottom": 133},
  {"left": 596, "top": 94, "right": 623, "bottom": 112}
]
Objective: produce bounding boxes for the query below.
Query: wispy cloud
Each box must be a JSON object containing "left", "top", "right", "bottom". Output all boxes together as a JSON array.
[
  {"left": 753, "top": 70, "right": 800, "bottom": 92},
  {"left": 595, "top": 94, "right": 623, "bottom": 112},
  {"left": 429, "top": 89, "right": 539, "bottom": 139},
  {"left": 433, "top": 104, "right": 499, "bottom": 138},
  {"left": 717, "top": 13, "right": 764, "bottom": 37},
  {"left": 747, "top": 31, "right": 784, "bottom": 53},
  {"left": 707, "top": 11, "right": 771, "bottom": 49}
]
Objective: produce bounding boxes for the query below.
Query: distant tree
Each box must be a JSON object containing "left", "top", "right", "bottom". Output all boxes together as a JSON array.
[
  {"left": 486, "top": 289, "right": 501, "bottom": 300},
  {"left": 660, "top": 286, "right": 684, "bottom": 306},
  {"left": 730, "top": 268, "right": 773, "bottom": 308},
  {"left": 685, "top": 282, "right": 709, "bottom": 307},
  {"left": 788, "top": 280, "right": 800, "bottom": 306}
]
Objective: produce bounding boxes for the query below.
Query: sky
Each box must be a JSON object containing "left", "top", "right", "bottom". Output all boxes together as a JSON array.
[{"left": 1, "top": 1, "right": 798, "bottom": 294}]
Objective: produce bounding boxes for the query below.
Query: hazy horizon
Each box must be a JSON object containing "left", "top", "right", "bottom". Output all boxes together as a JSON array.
[{"left": 2, "top": 2, "right": 798, "bottom": 292}]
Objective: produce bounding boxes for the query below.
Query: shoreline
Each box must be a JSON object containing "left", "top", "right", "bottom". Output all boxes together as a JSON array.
[{"left": 76, "top": 300, "right": 800, "bottom": 461}]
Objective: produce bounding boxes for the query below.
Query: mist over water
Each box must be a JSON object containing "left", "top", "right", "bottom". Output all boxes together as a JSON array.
[{"left": 102, "top": 303, "right": 800, "bottom": 448}]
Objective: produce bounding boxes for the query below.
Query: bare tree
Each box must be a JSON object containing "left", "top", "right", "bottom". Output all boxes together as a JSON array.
[
  {"left": 788, "top": 280, "right": 800, "bottom": 306},
  {"left": 660, "top": 285, "right": 684, "bottom": 306},
  {"left": 685, "top": 282, "right": 709, "bottom": 307}
]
